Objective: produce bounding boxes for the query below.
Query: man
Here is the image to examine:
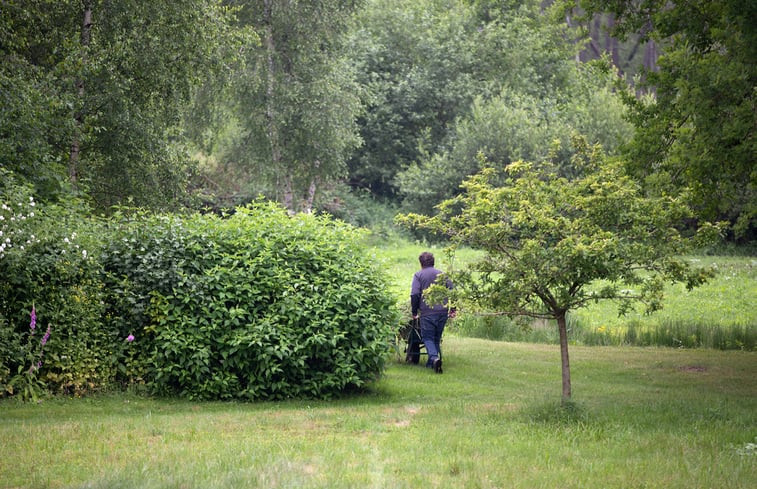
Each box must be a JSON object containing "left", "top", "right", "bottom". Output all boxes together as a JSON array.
[{"left": 411, "top": 251, "right": 455, "bottom": 374}]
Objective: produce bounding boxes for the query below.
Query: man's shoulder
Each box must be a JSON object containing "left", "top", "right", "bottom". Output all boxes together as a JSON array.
[{"left": 419, "top": 267, "right": 442, "bottom": 279}]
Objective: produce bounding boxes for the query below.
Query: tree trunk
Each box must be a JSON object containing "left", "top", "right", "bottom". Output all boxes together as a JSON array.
[
  {"left": 70, "top": 2, "right": 93, "bottom": 188},
  {"left": 282, "top": 173, "right": 294, "bottom": 214},
  {"left": 263, "top": 0, "right": 288, "bottom": 210},
  {"left": 556, "top": 312, "right": 572, "bottom": 403},
  {"left": 301, "top": 160, "right": 320, "bottom": 214},
  {"left": 605, "top": 15, "right": 621, "bottom": 75},
  {"left": 641, "top": 39, "right": 659, "bottom": 96},
  {"left": 643, "top": 39, "right": 658, "bottom": 72}
]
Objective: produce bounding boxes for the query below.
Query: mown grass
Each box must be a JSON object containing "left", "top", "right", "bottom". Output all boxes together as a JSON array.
[{"left": 1, "top": 338, "right": 755, "bottom": 488}]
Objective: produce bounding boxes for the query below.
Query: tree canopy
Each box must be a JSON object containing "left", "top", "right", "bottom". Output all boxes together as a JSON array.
[
  {"left": 0, "top": 0, "right": 752, "bottom": 242},
  {"left": 574, "top": 0, "right": 757, "bottom": 240},
  {"left": 1, "top": 0, "right": 242, "bottom": 209}
]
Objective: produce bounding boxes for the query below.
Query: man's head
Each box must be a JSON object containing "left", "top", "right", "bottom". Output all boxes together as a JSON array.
[{"left": 419, "top": 251, "right": 435, "bottom": 268}]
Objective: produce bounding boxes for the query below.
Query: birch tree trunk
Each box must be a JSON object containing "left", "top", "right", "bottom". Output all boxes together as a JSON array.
[
  {"left": 263, "top": 0, "right": 291, "bottom": 211},
  {"left": 69, "top": 2, "right": 93, "bottom": 188},
  {"left": 301, "top": 160, "right": 320, "bottom": 214}
]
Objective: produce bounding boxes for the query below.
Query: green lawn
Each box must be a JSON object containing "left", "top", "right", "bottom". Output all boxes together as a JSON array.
[{"left": 2, "top": 337, "right": 755, "bottom": 488}]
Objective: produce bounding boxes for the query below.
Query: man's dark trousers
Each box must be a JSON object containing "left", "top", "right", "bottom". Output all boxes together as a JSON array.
[{"left": 420, "top": 312, "right": 447, "bottom": 367}]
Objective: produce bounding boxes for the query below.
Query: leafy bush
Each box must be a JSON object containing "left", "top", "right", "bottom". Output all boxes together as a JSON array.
[
  {"left": 102, "top": 203, "right": 399, "bottom": 400},
  {"left": 3, "top": 172, "right": 398, "bottom": 400},
  {"left": 0, "top": 172, "right": 111, "bottom": 396}
]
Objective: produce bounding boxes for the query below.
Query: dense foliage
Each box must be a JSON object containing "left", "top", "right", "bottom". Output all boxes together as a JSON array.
[
  {"left": 1, "top": 0, "right": 241, "bottom": 207},
  {"left": 217, "top": 0, "right": 362, "bottom": 213},
  {"left": 349, "top": 0, "right": 632, "bottom": 211},
  {"left": 0, "top": 170, "right": 109, "bottom": 398},
  {"left": 3, "top": 0, "right": 752, "bottom": 242},
  {"left": 1, "top": 183, "right": 398, "bottom": 400},
  {"left": 102, "top": 204, "right": 398, "bottom": 400},
  {"left": 575, "top": 0, "right": 756, "bottom": 240}
]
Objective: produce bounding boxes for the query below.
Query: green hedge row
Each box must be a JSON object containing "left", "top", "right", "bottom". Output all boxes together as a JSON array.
[{"left": 1, "top": 177, "right": 399, "bottom": 400}]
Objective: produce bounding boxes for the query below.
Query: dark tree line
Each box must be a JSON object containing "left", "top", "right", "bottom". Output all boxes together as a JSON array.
[{"left": 1, "top": 0, "right": 753, "bottom": 240}]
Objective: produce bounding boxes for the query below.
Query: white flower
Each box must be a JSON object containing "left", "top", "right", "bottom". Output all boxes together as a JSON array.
[
  {"left": 82, "top": 249, "right": 88, "bottom": 258},
  {"left": 29, "top": 212, "right": 34, "bottom": 217},
  {"left": 64, "top": 237, "right": 70, "bottom": 244}
]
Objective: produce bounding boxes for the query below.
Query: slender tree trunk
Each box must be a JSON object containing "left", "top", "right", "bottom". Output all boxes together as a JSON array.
[
  {"left": 605, "top": 15, "right": 621, "bottom": 75},
  {"left": 283, "top": 173, "right": 294, "bottom": 213},
  {"left": 643, "top": 39, "right": 658, "bottom": 72},
  {"left": 263, "top": 0, "right": 290, "bottom": 210},
  {"left": 301, "top": 160, "right": 320, "bottom": 214},
  {"left": 642, "top": 39, "right": 659, "bottom": 96},
  {"left": 70, "top": 2, "right": 93, "bottom": 188},
  {"left": 556, "top": 312, "right": 572, "bottom": 403}
]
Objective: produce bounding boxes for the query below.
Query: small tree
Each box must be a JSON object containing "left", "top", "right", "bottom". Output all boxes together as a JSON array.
[{"left": 398, "top": 138, "right": 722, "bottom": 402}]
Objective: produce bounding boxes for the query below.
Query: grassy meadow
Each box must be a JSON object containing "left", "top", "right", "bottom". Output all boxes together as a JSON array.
[{"left": 1, "top": 239, "right": 755, "bottom": 488}]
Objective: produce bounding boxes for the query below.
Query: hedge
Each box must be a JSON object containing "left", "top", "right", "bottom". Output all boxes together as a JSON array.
[{"left": 1, "top": 182, "right": 399, "bottom": 400}]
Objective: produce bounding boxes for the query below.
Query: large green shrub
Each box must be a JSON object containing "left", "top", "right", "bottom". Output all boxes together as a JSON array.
[
  {"left": 2, "top": 174, "right": 398, "bottom": 400},
  {"left": 102, "top": 203, "right": 399, "bottom": 400}
]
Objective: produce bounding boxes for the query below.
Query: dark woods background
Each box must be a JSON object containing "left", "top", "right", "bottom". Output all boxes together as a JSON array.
[{"left": 1, "top": 0, "right": 754, "bottom": 242}]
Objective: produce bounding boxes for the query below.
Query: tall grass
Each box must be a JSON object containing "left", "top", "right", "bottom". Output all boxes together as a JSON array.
[{"left": 448, "top": 316, "right": 756, "bottom": 351}]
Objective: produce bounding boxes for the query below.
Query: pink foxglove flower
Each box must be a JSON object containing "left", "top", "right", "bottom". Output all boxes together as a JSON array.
[
  {"left": 30, "top": 307, "right": 36, "bottom": 331},
  {"left": 41, "top": 325, "right": 51, "bottom": 346}
]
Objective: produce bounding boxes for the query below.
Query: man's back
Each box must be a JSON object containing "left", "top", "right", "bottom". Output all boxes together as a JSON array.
[{"left": 411, "top": 266, "right": 448, "bottom": 316}]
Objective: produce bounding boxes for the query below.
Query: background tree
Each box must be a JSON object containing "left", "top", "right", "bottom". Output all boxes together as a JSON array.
[
  {"left": 391, "top": 1, "right": 632, "bottom": 214},
  {"left": 1, "top": 0, "right": 81, "bottom": 200},
  {"left": 574, "top": 0, "right": 757, "bottom": 241},
  {"left": 346, "top": 0, "right": 487, "bottom": 198},
  {"left": 398, "top": 138, "right": 721, "bottom": 401},
  {"left": 220, "top": 0, "right": 363, "bottom": 214},
  {"left": 1, "top": 0, "right": 241, "bottom": 210},
  {"left": 396, "top": 66, "right": 632, "bottom": 215}
]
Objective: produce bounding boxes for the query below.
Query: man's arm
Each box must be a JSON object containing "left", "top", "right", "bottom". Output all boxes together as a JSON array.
[
  {"left": 411, "top": 273, "right": 422, "bottom": 318},
  {"left": 411, "top": 293, "right": 421, "bottom": 318}
]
